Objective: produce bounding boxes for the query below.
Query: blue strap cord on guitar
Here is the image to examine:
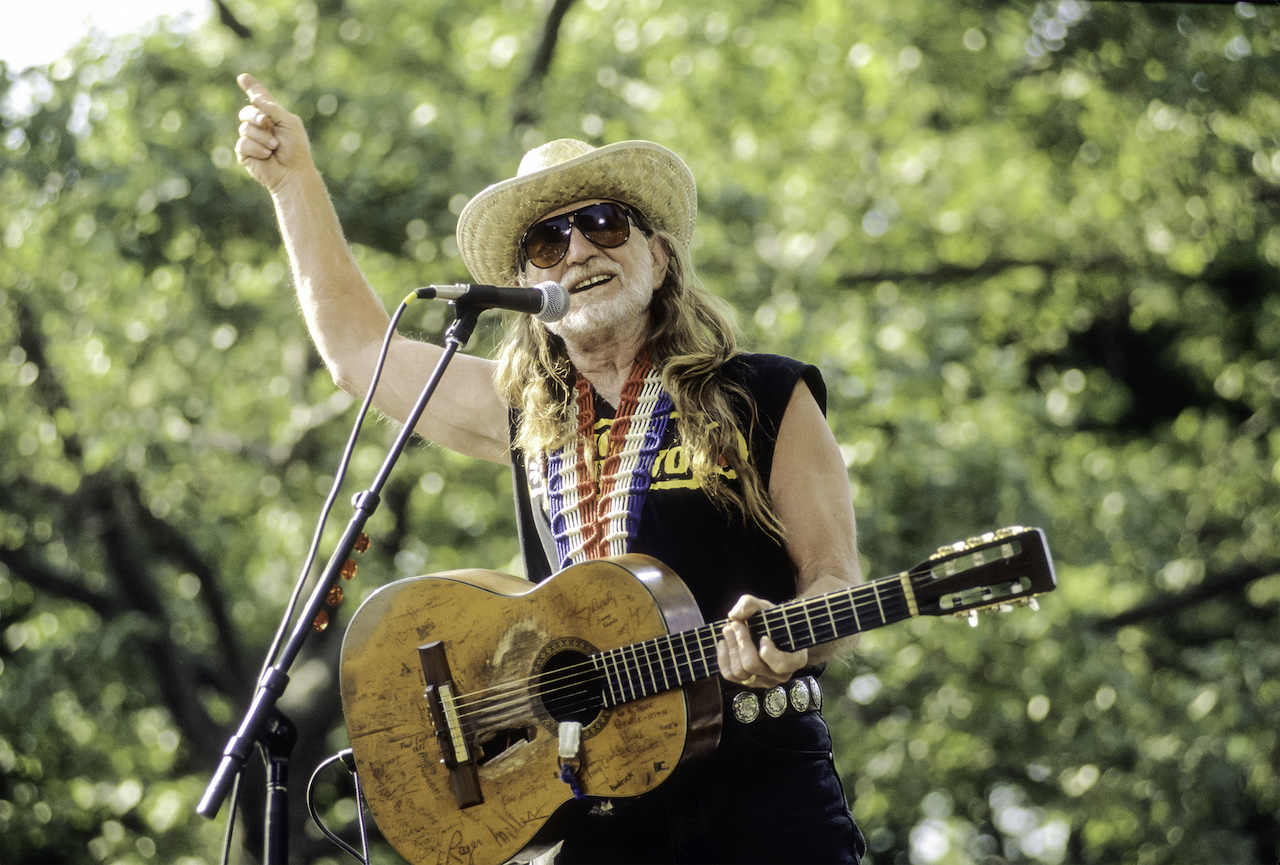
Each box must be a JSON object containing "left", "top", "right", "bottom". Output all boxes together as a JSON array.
[
  {"left": 557, "top": 721, "right": 587, "bottom": 800},
  {"left": 559, "top": 764, "right": 587, "bottom": 800}
]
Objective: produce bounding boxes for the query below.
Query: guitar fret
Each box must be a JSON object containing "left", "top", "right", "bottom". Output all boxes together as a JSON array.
[
  {"left": 759, "top": 612, "right": 776, "bottom": 647},
  {"left": 800, "top": 600, "right": 817, "bottom": 647},
  {"left": 675, "top": 630, "right": 692, "bottom": 685},
  {"left": 611, "top": 647, "right": 629, "bottom": 704},
  {"left": 651, "top": 640, "right": 664, "bottom": 693},
  {"left": 676, "top": 637, "right": 689, "bottom": 682},
  {"left": 663, "top": 636, "right": 680, "bottom": 688},
  {"left": 696, "top": 627, "right": 715, "bottom": 679},
  {"left": 626, "top": 643, "right": 643, "bottom": 701},
  {"left": 621, "top": 643, "right": 641, "bottom": 701},
  {"left": 656, "top": 638, "right": 671, "bottom": 691},
  {"left": 615, "top": 645, "right": 632, "bottom": 703},
  {"left": 871, "top": 581, "right": 887, "bottom": 626},
  {"left": 641, "top": 639, "right": 661, "bottom": 696},
  {"left": 634, "top": 642, "right": 651, "bottom": 698},
  {"left": 596, "top": 649, "right": 621, "bottom": 707},
  {"left": 635, "top": 642, "right": 650, "bottom": 699}
]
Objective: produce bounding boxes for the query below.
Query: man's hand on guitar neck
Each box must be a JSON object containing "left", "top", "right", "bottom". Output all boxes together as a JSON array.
[{"left": 716, "top": 594, "right": 810, "bottom": 689}]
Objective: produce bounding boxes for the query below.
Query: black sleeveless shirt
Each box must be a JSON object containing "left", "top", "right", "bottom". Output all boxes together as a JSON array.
[{"left": 510, "top": 353, "right": 826, "bottom": 621}]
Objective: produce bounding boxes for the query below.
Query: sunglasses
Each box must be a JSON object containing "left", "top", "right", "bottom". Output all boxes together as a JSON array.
[{"left": 520, "top": 202, "right": 634, "bottom": 269}]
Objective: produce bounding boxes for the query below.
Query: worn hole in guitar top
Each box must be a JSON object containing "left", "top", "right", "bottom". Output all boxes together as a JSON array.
[
  {"left": 538, "top": 649, "right": 607, "bottom": 727},
  {"left": 475, "top": 727, "right": 536, "bottom": 765}
]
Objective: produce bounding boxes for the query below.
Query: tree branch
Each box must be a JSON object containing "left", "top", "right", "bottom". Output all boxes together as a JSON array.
[
  {"left": 12, "top": 297, "right": 83, "bottom": 462},
  {"left": 834, "top": 253, "right": 1141, "bottom": 289},
  {"left": 511, "top": 0, "right": 578, "bottom": 128},
  {"left": 133, "top": 499, "right": 248, "bottom": 683},
  {"left": 214, "top": 0, "right": 253, "bottom": 39},
  {"left": 11, "top": 292, "right": 248, "bottom": 683},
  {"left": 1096, "top": 561, "right": 1280, "bottom": 631},
  {"left": 0, "top": 545, "right": 126, "bottom": 615}
]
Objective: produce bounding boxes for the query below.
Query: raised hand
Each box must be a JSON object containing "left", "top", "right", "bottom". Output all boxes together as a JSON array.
[{"left": 234, "top": 73, "right": 314, "bottom": 194}]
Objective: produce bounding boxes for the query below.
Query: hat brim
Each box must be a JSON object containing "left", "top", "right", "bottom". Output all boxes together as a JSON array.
[{"left": 457, "top": 140, "right": 697, "bottom": 286}]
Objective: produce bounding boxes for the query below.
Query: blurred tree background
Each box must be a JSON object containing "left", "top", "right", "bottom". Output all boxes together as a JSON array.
[{"left": 2, "top": 0, "right": 1278, "bottom": 862}]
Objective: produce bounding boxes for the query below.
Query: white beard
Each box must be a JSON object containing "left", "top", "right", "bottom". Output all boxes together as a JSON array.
[{"left": 546, "top": 274, "right": 653, "bottom": 352}]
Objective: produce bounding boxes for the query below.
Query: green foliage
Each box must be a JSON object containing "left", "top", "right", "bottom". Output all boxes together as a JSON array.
[{"left": 2, "top": 0, "right": 1278, "bottom": 862}]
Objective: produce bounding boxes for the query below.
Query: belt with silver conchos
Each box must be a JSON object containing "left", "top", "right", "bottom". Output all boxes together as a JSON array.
[{"left": 728, "top": 675, "right": 823, "bottom": 724}]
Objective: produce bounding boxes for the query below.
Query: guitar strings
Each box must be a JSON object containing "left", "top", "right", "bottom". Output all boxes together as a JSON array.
[
  {"left": 457, "top": 593, "right": 917, "bottom": 726},
  {"left": 454, "top": 588, "right": 914, "bottom": 722},
  {"left": 451, "top": 587, "right": 915, "bottom": 722},
  {"left": 450, "top": 614, "right": 911, "bottom": 731},
  {"left": 445, "top": 584, "right": 916, "bottom": 729},
  {"left": 445, "top": 547, "right": 1034, "bottom": 728}
]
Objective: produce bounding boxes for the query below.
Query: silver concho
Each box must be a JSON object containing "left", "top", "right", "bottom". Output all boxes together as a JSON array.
[
  {"left": 808, "top": 676, "right": 822, "bottom": 711},
  {"left": 789, "top": 678, "right": 811, "bottom": 713},
  {"left": 731, "top": 692, "right": 761, "bottom": 724},
  {"left": 763, "top": 685, "right": 789, "bottom": 718}
]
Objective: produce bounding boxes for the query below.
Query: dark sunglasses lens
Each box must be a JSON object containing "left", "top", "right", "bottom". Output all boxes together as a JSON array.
[
  {"left": 577, "top": 204, "right": 630, "bottom": 247},
  {"left": 523, "top": 219, "right": 571, "bottom": 268},
  {"left": 522, "top": 203, "right": 632, "bottom": 268}
]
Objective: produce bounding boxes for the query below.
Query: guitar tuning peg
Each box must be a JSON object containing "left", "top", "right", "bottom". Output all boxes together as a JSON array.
[
  {"left": 934, "top": 541, "right": 965, "bottom": 558},
  {"left": 967, "top": 610, "right": 979, "bottom": 627},
  {"left": 997, "top": 603, "right": 1014, "bottom": 613},
  {"left": 1028, "top": 597, "right": 1039, "bottom": 611}
]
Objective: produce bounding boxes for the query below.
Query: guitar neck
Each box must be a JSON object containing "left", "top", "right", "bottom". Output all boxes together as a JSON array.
[
  {"left": 750, "top": 574, "right": 919, "bottom": 654},
  {"left": 592, "top": 573, "right": 916, "bottom": 707}
]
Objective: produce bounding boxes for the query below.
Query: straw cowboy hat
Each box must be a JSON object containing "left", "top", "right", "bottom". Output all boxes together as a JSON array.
[{"left": 456, "top": 139, "right": 697, "bottom": 287}]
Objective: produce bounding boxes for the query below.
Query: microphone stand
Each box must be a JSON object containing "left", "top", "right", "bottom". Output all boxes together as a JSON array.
[{"left": 198, "top": 303, "right": 486, "bottom": 863}]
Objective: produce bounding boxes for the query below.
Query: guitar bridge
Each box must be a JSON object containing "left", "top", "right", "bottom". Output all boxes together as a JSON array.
[{"left": 419, "top": 641, "right": 483, "bottom": 808}]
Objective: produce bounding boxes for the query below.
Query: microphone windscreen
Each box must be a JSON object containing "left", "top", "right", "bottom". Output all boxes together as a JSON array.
[{"left": 536, "top": 281, "right": 570, "bottom": 322}]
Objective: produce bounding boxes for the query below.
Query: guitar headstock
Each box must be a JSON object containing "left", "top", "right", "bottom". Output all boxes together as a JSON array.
[{"left": 907, "top": 527, "right": 1056, "bottom": 623}]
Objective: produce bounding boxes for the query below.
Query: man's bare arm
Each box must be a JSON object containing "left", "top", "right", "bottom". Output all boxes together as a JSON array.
[
  {"left": 716, "top": 380, "right": 861, "bottom": 686},
  {"left": 234, "top": 73, "right": 510, "bottom": 463}
]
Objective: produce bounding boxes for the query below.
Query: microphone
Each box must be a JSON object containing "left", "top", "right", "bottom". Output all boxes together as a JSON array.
[{"left": 413, "top": 281, "right": 569, "bottom": 322}]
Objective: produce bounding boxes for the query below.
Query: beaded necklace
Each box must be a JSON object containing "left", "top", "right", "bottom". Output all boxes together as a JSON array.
[{"left": 544, "top": 355, "right": 672, "bottom": 568}]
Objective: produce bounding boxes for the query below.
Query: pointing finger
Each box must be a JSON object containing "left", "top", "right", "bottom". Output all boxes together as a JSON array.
[
  {"left": 236, "top": 73, "right": 286, "bottom": 124},
  {"left": 237, "top": 72, "right": 268, "bottom": 100}
]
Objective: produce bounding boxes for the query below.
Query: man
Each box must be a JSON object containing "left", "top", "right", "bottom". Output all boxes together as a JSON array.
[{"left": 234, "top": 72, "right": 866, "bottom": 863}]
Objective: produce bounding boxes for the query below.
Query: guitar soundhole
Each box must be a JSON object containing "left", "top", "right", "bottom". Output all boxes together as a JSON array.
[{"left": 538, "top": 650, "right": 606, "bottom": 726}]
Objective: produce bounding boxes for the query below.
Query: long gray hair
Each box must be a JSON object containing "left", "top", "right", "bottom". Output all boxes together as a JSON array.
[{"left": 494, "top": 228, "right": 783, "bottom": 536}]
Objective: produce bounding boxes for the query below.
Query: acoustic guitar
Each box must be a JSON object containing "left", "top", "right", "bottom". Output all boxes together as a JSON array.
[{"left": 339, "top": 526, "right": 1055, "bottom": 865}]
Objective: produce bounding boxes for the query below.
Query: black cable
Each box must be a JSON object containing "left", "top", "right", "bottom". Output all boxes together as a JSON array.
[
  {"left": 218, "top": 771, "right": 241, "bottom": 865},
  {"left": 307, "top": 749, "right": 370, "bottom": 864},
  {"left": 259, "top": 299, "right": 415, "bottom": 676}
]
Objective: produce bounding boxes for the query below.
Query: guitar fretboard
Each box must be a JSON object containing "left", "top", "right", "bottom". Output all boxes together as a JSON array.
[{"left": 591, "top": 575, "right": 918, "bottom": 708}]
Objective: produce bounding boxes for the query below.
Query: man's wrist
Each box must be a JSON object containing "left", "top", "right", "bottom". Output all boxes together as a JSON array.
[{"left": 269, "top": 161, "right": 325, "bottom": 205}]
